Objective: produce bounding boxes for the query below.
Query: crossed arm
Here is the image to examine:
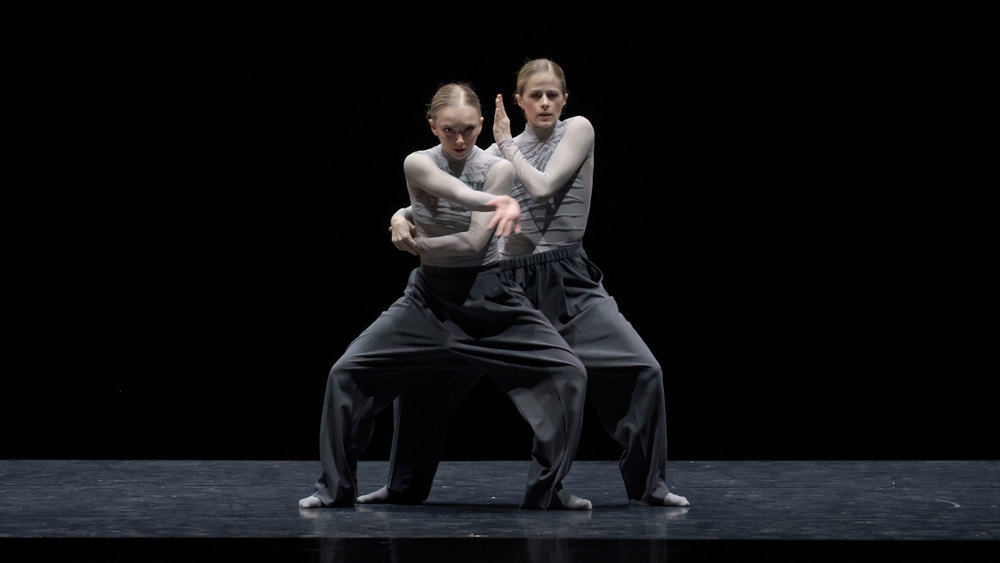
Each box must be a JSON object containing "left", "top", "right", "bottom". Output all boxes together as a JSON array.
[
  {"left": 398, "top": 154, "right": 518, "bottom": 258},
  {"left": 491, "top": 95, "right": 595, "bottom": 200}
]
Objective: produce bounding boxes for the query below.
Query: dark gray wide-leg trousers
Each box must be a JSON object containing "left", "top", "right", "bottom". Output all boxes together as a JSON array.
[
  {"left": 385, "top": 245, "right": 673, "bottom": 504},
  {"left": 308, "top": 264, "right": 587, "bottom": 508}
]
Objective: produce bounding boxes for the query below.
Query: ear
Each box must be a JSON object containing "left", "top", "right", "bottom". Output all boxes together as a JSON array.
[
  {"left": 515, "top": 93, "right": 525, "bottom": 110},
  {"left": 478, "top": 116, "right": 484, "bottom": 128},
  {"left": 428, "top": 118, "right": 438, "bottom": 135}
]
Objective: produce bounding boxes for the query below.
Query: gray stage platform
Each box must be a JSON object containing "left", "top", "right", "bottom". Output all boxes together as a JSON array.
[{"left": 1, "top": 459, "right": 997, "bottom": 561}]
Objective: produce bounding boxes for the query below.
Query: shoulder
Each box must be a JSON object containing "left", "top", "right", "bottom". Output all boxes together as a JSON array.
[
  {"left": 488, "top": 158, "right": 513, "bottom": 173},
  {"left": 565, "top": 115, "right": 594, "bottom": 136},
  {"left": 486, "top": 158, "right": 514, "bottom": 180},
  {"left": 404, "top": 148, "right": 437, "bottom": 168}
]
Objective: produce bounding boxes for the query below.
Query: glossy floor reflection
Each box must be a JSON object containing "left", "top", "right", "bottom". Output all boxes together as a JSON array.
[
  {"left": 1, "top": 459, "right": 997, "bottom": 561},
  {"left": 6, "top": 537, "right": 999, "bottom": 562}
]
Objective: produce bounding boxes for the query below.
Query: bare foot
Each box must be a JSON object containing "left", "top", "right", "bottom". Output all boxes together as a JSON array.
[
  {"left": 557, "top": 489, "right": 593, "bottom": 510},
  {"left": 637, "top": 491, "right": 691, "bottom": 507},
  {"left": 660, "top": 492, "right": 690, "bottom": 507},
  {"left": 298, "top": 494, "right": 323, "bottom": 509},
  {"left": 356, "top": 486, "right": 392, "bottom": 504}
]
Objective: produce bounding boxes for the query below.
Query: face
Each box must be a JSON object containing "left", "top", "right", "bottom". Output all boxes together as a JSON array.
[
  {"left": 429, "top": 105, "right": 483, "bottom": 160},
  {"left": 515, "top": 71, "right": 568, "bottom": 129}
]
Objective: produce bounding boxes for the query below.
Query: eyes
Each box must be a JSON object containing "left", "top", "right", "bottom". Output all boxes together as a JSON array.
[
  {"left": 528, "top": 90, "right": 563, "bottom": 102},
  {"left": 441, "top": 126, "right": 477, "bottom": 138}
]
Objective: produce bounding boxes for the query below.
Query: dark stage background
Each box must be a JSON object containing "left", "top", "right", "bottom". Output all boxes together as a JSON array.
[{"left": 8, "top": 4, "right": 995, "bottom": 463}]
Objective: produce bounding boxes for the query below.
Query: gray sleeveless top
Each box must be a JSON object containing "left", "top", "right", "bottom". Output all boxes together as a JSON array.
[
  {"left": 490, "top": 117, "right": 593, "bottom": 257},
  {"left": 411, "top": 145, "right": 502, "bottom": 267}
]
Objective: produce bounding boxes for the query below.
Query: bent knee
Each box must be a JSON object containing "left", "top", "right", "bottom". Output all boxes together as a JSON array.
[
  {"left": 559, "top": 363, "right": 589, "bottom": 397},
  {"left": 636, "top": 359, "right": 664, "bottom": 388},
  {"left": 327, "top": 362, "right": 360, "bottom": 394}
]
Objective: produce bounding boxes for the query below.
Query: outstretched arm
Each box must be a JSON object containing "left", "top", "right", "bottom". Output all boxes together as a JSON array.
[
  {"left": 403, "top": 152, "right": 520, "bottom": 236},
  {"left": 404, "top": 152, "right": 501, "bottom": 211},
  {"left": 413, "top": 160, "right": 518, "bottom": 257},
  {"left": 493, "top": 95, "right": 595, "bottom": 200}
]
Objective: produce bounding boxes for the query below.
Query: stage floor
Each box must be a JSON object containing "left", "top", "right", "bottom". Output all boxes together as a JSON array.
[{"left": 1, "top": 459, "right": 997, "bottom": 561}]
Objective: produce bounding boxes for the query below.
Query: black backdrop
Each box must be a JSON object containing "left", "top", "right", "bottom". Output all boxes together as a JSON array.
[{"left": 8, "top": 4, "right": 995, "bottom": 462}]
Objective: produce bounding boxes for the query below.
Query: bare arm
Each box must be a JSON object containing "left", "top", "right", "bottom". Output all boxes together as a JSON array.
[{"left": 493, "top": 96, "right": 595, "bottom": 200}]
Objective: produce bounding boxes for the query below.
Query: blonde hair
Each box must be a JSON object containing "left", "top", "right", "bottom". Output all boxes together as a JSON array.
[
  {"left": 514, "top": 58, "right": 568, "bottom": 97},
  {"left": 425, "top": 82, "right": 481, "bottom": 120}
]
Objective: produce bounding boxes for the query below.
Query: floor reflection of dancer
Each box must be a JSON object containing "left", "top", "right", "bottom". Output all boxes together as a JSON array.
[
  {"left": 298, "top": 82, "right": 591, "bottom": 510},
  {"left": 363, "top": 60, "right": 689, "bottom": 507}
]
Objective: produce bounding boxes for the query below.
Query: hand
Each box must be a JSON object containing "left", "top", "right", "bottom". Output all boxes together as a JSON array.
[
  {"left": 484, "top": 195, "right": 522, "bottom": 238},
  {"left": 389, "top": 215, "right": 419, "bottom": 255},
  {"left": 493, "top": 94, "right": 512, "bottom": 142}
]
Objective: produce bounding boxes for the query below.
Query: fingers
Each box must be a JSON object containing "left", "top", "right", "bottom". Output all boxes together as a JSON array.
[
  {"left": 497, "top": 217, "right": 513, "bottom": 238},
  {"left": 391, "top": 230, "right": 419, "bottom": 255},
  {"left": 494, "top": 94, "right": 508, "bottom": 123},
  {"left": 485, "top": 210, "right": 516, "bottom": 238},
  {"left": 403, "top": 240, "right": 419, "bottom": 255},
  {"left": 391, "top": 239, "right": 418, "bottom": 255},
  {"left": 495, "top": 213, "right": 520, "bottom": 238},
  {"left": 484, "top": 196, "right": 521, "bottom": 238},
  {"left": 486, "top": 212, "right": 512, "bottom": 238},
  {"left": 391, "top": 240, "right": 418, "bottom": 255}
]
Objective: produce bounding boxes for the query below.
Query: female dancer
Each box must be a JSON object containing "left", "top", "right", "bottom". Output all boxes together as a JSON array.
[
  {"left": 366, "top": 60, "right": 689, "bottom": 507},
  {"left": 298, "top": 82, "right": 590, "bottom": 509}
]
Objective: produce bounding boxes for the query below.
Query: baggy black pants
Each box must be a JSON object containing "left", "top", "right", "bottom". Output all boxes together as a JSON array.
[
  {"left": 308, "top": 263, "right": 587, "bottom": 508},
  {"left": 385, "top": 245, "right": 673, "bottom": 503}
]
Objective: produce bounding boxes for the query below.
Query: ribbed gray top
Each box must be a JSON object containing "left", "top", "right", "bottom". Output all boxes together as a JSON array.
[
  {"left": 489, "top": 117, "right": 594, "bottom": 257},
  {"left": 411, "top": 145, "right": 502, "bottom": 266}
]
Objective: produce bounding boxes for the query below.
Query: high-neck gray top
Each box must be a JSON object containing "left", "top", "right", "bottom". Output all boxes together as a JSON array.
[
  {"left": 407, "top": 145, "right": 507, "bottom": 267},
  {"left": 488, "top": 116, "right": 595, "bottom": 257}
]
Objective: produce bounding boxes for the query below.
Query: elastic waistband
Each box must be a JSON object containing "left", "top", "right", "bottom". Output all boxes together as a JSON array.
[
  {"left": 420, "top": 261, "right": 501, "bottom": 279},
  {"left": 500, "top": 243, "right": 585, "bottom": 270}
]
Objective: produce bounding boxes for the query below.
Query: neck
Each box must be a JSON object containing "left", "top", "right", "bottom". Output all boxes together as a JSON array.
[
  {"left": 443, "top": 146, "right": 471, "bottom": 174},
  {"left": 530, "top": 122, "right": 557, "bottom": 141}
]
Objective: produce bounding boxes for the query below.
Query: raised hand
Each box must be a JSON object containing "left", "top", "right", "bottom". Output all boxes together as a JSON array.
[
  {"left": 484, "top": 195, "right": 522, "bottom": 238},
  {"left": 493, "top": 94, "right": 512, "bottom": 142}
]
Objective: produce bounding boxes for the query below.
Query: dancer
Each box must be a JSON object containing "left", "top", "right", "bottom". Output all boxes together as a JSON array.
[
  {"left": 299, "top": 82, "right": 590, "bottom": 510},
  {"left": 364, "top": 60, "right": 689, "bottom": 507}
]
